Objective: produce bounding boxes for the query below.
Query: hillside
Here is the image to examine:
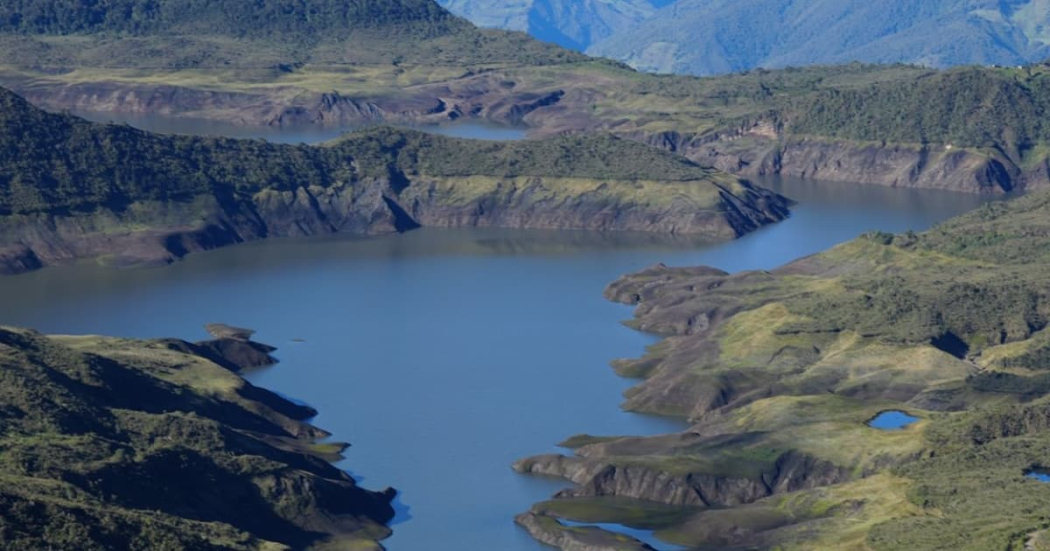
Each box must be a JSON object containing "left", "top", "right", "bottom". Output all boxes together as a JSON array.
[
  {"left": 0, "top": 327, "right": 395, "bottom": 550},
  {"left": 515, "top": 188, "right": 1050, "bottom": 550},
  {"left": 436, "top": 0, "right": 655, "bottom": 50},
  {"left": 588, "top": 0, "right": 1050, "bottom": 76},
  {"left": 0, "top": 86, "right": 789, "bottom": 275},
  {"left": 0, "top": 0, "right": 585, "bottom": 69}
]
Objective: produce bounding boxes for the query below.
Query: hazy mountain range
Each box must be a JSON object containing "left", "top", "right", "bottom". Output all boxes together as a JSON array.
[
  {"left": 439, "top": 0, "right": 1050, "bottom": 75},
  {"left": 435, "top": 0, "right": 671, "bottom": 50}
]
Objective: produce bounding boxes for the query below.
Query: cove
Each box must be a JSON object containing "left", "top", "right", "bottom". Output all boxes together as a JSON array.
[
  {"left": 0, "top": 176, "right": 995, "bottom": 549},
  {"left": 868, "top": 411, "right": 919, "bottom": 430},
  {"left": 70, "top": 109, "right": 528, "bottom": 143}
]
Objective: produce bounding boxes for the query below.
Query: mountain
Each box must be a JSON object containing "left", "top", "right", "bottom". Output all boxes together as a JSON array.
[
  {"left": 9, "top": 0, "right": 1050, "bottom": 196},
  {"left": 588, "top": 0, "right": 1050, "bottom": 75},
  {"left": 0, "top": 86, "right": 789, "bottom": 275},
  {"left": 435, "top": 0, "right": 656, "bottom": 50},
  {"left": 0, "top": 327, "right": 395, "bottom": 550}
]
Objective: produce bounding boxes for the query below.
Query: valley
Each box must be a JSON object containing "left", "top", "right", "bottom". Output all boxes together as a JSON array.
[{"left": 2, "top": 0, "right": 1050, "bottom": 550}]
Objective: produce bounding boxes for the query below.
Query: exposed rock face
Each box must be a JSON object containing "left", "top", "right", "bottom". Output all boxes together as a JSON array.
[
  {"left": 633, "top": 130, "right": 1027, "bottom": 193},
  {"left": 514, "top": 512, "right": 655, "bottom": 551},
  {"left": 8, "top": 76, "right": 1040, "bottom": 194},
  {"left": 514, "top": 450, "right": 852, "bottom": 509},
  {"left": 186, "top": 324, "right": 280, "bottom": 372},
  {"left": 5, "top": 78, "right": 568, "bottom": 129},
  {"left": 0, "top": 174, "right": 789, "bottom": 275}
]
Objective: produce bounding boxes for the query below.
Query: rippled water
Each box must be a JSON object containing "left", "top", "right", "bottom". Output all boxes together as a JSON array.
[{"left": 0, "top": 169, "right": 996, "bottom": 548}]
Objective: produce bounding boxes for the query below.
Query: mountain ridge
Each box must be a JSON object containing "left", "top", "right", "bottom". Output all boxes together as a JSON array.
[{"left": 576, "top": 0, "right": 1050, "bottom": 75}]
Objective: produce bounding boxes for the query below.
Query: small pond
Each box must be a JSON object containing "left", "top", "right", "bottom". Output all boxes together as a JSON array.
[
  {"left": 868, "top": 411, "right": 919, "bottom": 430},
  {"left": 1025, "top": 468, "right": 1050, "bottom": 482}
]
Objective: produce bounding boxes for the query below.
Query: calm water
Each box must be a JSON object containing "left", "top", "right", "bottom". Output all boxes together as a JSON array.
[
  {"left": 1026, "top": 469, "right": 1050, "bottom": 483},
  {"left": 868, "top": 410, "right": 920, "bottom": 430},
  {"left": 0, "top": 176, "right": 994, "bottom": 549},
  {"left": 70, "top": 110, "right": 528, "bottom": 143}
]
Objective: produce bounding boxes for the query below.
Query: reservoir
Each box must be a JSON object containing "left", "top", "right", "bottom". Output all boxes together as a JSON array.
[
  {"left": 0, "top": 108, "right": 996, "bottom": 550},
  {"left": 71, "top": 110, "right": 529, "bottom": 143}
]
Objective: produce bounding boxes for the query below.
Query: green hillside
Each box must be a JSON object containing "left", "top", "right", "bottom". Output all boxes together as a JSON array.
[
  {"left": 0, "top": 0, "right": 459, "bottom": 37},
  {"left": 0, "top": 86, "right": 788, "bottom": 273},
  {"left": 0, "top": 328, "right": 395, "bottom": 550},
  {"left": 515, "top": 187, "right": 1050, "bottom": 550},
  {"left": 0, "top": 0, "right": 586, "bottom": 69}
]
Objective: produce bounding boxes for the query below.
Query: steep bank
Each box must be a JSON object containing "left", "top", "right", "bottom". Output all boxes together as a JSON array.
[
  {"left": 12, "top": 63, "right": 1050, "bottom": 195},
  {"left": 8, "top": 2, "right": 1050, "bottom": 194},
  {"left": 0, "top": 326, "right": 395, "bottom": 550},
  {"left": 632, "top": 130, "right": 1026, "bottom": 193},
  {"left": 0, "top": 87, "right": 789, "bottom": 275},
  {"left": 514, "top": 191, "right": 1050, "bottom": 549}
]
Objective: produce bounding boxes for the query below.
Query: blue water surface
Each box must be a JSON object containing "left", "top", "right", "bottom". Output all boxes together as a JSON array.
[{"left": 868, "top": 410, "right": 919, "bottom": 430}]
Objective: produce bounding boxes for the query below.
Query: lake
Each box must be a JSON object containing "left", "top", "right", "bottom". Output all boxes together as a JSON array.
[
  {"left": 868, "top": 410, "right": 920, "bottom": 430},
  {"left": 0, "top": 155, "right": 995, "bottom": 548},
  {"left": 70, "top": 109, "right": 529, "bottom": 143}
]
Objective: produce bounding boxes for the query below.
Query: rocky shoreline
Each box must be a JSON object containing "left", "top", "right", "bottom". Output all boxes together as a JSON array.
[
  {"left": 510, "top": 191, "right": 1050, "bottom": 549},
  {"left": 5, "top": 74, "right": 1040, "bottom": 196},
  {"left": 0, "top": 87, "right": 791, "bottom": 276}
]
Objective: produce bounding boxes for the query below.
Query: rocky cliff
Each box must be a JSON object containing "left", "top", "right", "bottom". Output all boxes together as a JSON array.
[{"left": 632, "top": 128, "right": 1027, "bottom": 194}]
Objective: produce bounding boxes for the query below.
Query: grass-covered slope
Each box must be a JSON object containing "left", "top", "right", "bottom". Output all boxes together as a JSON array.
[
  {"left": 0, "top": 327, "right": 395, "bottom": 550},
  {"left": 513, "top": 191, "right": 1050, "bottom": 549},
  {"left": 0, "top": 0, "right": 458, "bottom": 37},
  {"left": 0, "top": 86, "right": 788, "bottom": 274},
  {"left": 5, "top": 0, "right": 1050, "bottom": 192}
]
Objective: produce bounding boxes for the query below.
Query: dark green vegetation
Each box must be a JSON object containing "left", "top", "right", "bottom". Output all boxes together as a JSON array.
[
  {"left": 513, "top": 191, "right": 1050, "bottom": 549},
  {"left": 0, "top": 327, "right": 395, "bottom": 550},
  {"left": 588, "top": 0, "right": 1050, "bottom": 76},
  {"left": 0, "top": 86, "right": 789, "bottom": 274},
  {"left": 0, "top": 0, "right": 454, "bottom": 36},
  {"left": 0, "top": 0, "right": 585, "bottom": 69},
  {"left": 9, "top": 0, "right": 1050, "bottom": 193}
]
